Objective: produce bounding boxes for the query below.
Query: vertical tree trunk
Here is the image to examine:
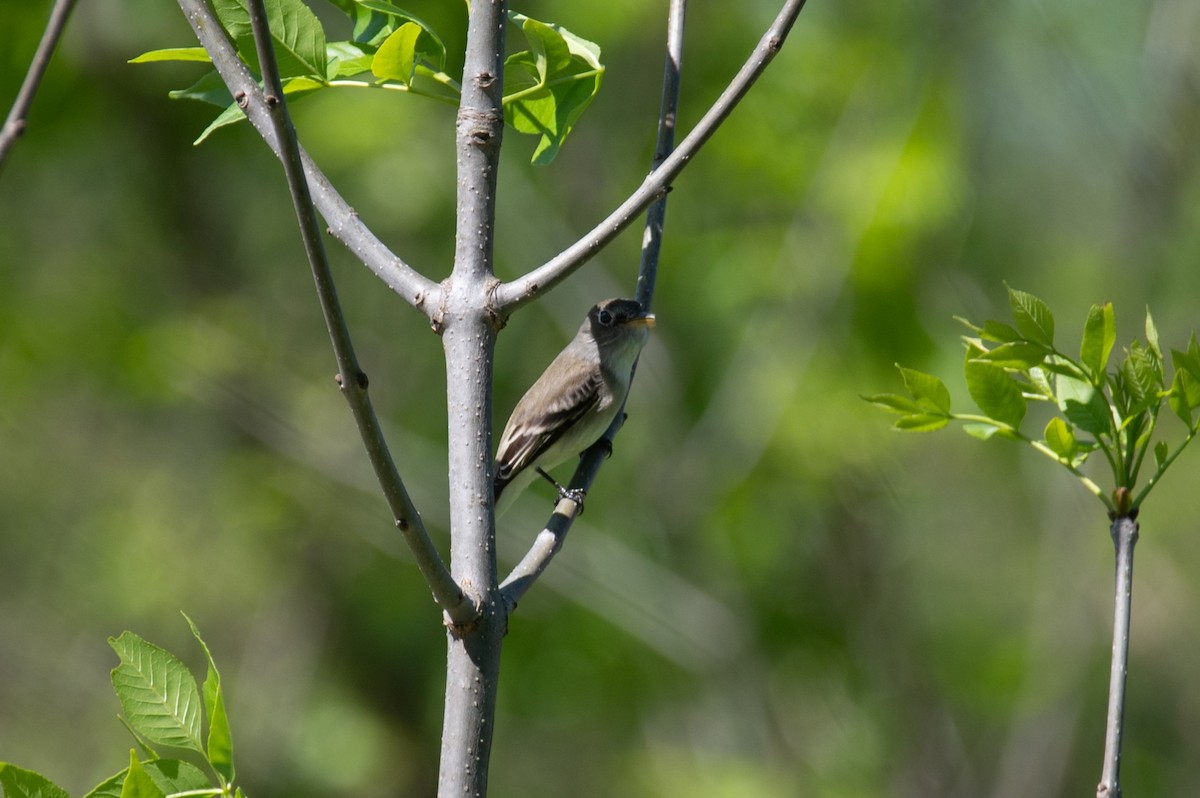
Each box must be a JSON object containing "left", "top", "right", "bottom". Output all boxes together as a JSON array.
[{"left": 437, "top": 1, "right": 508, "bottom": 794}]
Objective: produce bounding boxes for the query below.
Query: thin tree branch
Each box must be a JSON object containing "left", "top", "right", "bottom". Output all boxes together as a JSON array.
[
  {"left": 175, "top": 0, "right": 440, "bottom": 312},
  {"left": 500, "top": 0, "right": 688, "bottom": 611},
  {"left": 493, "top": 0, "right": 808, "bottom": 313},
  {"left": 0, "top": 0, "right": 78, "bottom": 177},
  {"left": 240, "top": 0, "right": 471, "bottom": 625},
  {"left": 1096, "top": 514, "right": 1138, "bottom": 798}
]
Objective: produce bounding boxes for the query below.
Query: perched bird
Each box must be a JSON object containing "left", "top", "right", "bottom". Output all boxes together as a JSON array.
[{"left": 493, "top": 297, "right": 656, "bottom": 515}]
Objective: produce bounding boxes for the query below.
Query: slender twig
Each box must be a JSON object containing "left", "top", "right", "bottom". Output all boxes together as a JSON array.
[
  {"left": 175, "top": 0, "right": 439, "bottom": 312},
  {"left": 241, "top": 0, "right": 472, "bottom": 625},
  {"left": 0, "top": 0, "right": 78, "bottom": 176},
  {"left": 1097, "top": 514, "right": 1138, "bottom": 798},
  {"left": 500, "top": 0, "right": 688, "bottom": 611},
  {"left": 493, "top": 0, "right": 808, "bottom": 312}
]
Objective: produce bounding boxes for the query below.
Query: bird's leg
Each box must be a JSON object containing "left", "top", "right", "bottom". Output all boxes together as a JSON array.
[{"left": 535, "top": 467, "right": 587, "bottom": 512}]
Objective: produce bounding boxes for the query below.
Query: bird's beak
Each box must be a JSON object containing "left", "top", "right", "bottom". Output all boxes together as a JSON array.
[{"left": 628, "top": 313, "right": 656, "bottom": 328}]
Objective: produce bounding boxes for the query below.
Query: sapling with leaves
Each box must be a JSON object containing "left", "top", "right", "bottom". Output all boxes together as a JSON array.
[
  {"left": 865, "top": 285, "right": 1200, "bottom": 798},
  {"left": 0, "top": 617, "right": 243, "bottom": 798}
]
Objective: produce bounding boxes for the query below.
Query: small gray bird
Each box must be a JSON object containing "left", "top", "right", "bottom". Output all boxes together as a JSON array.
[{"left": 493, "top": 297, "right": 656, "bottom": 515}]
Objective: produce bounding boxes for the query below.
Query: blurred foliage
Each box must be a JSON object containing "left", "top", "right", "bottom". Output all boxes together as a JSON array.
[{"left": 2, "top": 0, "right": 1200, "bottom": 796}]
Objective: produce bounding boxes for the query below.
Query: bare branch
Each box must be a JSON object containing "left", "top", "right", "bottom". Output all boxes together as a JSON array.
[
  {"left": 175, "top": 0, "right": 440, "bottom": 312},
  {"left": 493, "top": 0, "right": 809, "bottom": 312},
  {"left": 500, "top": 0, "right": 688, "bottom": 609},
  {"left": 240, "top": 0, "right": 471, "bottom": 625},
  {"left": 0, "top": 0, "right": 78, "bottom": 176}
]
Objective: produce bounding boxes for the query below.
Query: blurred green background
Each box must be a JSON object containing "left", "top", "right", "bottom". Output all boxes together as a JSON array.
[{"left": 3, "top": 0, "right": 1200, "bottom": 795}]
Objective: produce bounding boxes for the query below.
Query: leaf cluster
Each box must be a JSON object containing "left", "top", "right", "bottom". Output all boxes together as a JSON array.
[
  {"left": 131, "top": 0, "right": 604, "bottom": 162},
  {"left": 0, "top": 617, "right": 242, "bottom": 798},
  {"left": 864, "top": 286, "right": 1200, "bottom": 514}
]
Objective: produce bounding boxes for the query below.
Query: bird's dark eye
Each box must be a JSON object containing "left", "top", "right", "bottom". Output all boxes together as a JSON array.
[{"left": 597, "top": 309, "right": 614, "bottom": 326}]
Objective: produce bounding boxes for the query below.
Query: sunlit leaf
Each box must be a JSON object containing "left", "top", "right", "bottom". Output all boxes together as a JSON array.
[
  {"left": 109, "top": 632, "right": 204, "bottom": 753},
  {"left": 897, "top": 366, "right": 951, "bottom": 414},
  {"left": 129, "top": 48, "right": 212, "bottom": 64},
  {"left": 1007, "top": 286, "right": 1055, "bottom": 347},
  {"left": 118, "top": 751, "right": 165, "bottom": 798},
  {"left": 1056, "top": 374, "right": 1112, "bottom": 437},
  {"left": 1168, "top": 368, "right": 1199, "bottom": 427},
  {"left": 1146, "top": 307, "right": 1162, "bottom": 360},
  {"left": 82, "top": 760, "right": 210, "bottom": 798},
  {"left": 185, "top": 614, "right": 235, "bottom": 783},
  {"left": 504, "top": 12, "right": 604, "bottom": 164},
  {"left": 213, "top": 0, "right": 327, "bottom": 80},
  {"left": 372, "top": 23, "right": 423, "bottom": 83},
  {"left": 965, "top": 358, "right": 1026, "bottom": 428},
  {"left": 1080, "top": 302, "right": 1115, "bottom": 383},
  {"left": 1121, "top": 342, "right": 1162, "bottom": 404},
  {"left": 861, "top": 393, "right": 925, "bottom": 415},
  {"left": 0, "top": 763, "right": 69, "bottom": 798},
  {"left": 894, "top": 413, "right": 950, "bottom": 432},
  {"left": 955, "top": 316, "right": 1021, "bottom": 343},
  {"left": 963, "top": 422, "right": 1010, "bottom": 440},
  {"left": 973, "top": 340, "right": 1050, "bottom": 369},
  {"left": 1154, "top": 440, "right": 1169, "bottom": 470},
  {"left": 1044, "top": 417, "right": 1077, "bottom": 460}
]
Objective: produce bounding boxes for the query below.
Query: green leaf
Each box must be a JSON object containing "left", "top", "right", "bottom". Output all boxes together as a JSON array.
[
  {"left": 82, "top": 760, "right": 210, "bottom": 798},
  {"left": 325, "top": 0, "right": 393, "bottom": 45},
  {"left": 1080, "top": 302, "right": 1116, "bottom": 383},
  {"left": 129, "top": 48, "right": 212, "bottom": 64},
  {"left": 109, "top": 632, "right": 204, "bottom": 753},
  {"left": 0, "top": 763, "right": 70, "bottom": 798},
  {"left": 371, "top": 23, "right": 423, "bottom": 83},
  {"left": 1056, "top": 374, "right": 1112, "bottom": 437},
  {"left": 1172, "top": 345, "right": 1200, "bottom": 384},
  {"left": 963, "top": 423, "right": 1011, "bottom": 440},
  {"left": 1007, "top": 286, "right": 1055, "bottom": 347},
  {"left": 1043, "top": 417, "right": 1077, "bottom": 460},
  {"left": 213, "top": 0, "right": 327, "bottom": 80},
  {"left": 1168, "top": 368, "right": 1199, "bottom": 427},
  {"left": 118, "top": 752, "right": 165, "bottom": 798},
  {"left": 861, "top": 393, "right": 925, "bottom": 415},
  {"left": 955, "top": 316, "right": 1021, "bottom": 343},
  {"left": 894, "top": 413, "right": 950, "bottom": 432},
  {"left": 1121, "top": 342, "right": 1162, "bottom": 404},
  {"left": 1146, "top": 307, "right": 1162, "bottom": 360},
  {"left": 168, "top": 70, "right": 234, "bottom": 107},
  {"left": 1154, "top": 440, "right": 1170, "bottom": 470},
  {"left": 185, "top": 614, "right": 235, "bottom": 783},
  {"left": 897, "top": 366, "right": 951, "bottom": 414},
  {"left": 973, "top": 340, "right": 1050, "bottom": 369},
  {"left": 504, "top": 12, "right": 604, "bottom": 164},
  {"left": 964, "top": 358, "right": 1026, "bottom": 428},
  {"left": 355, "top": 1, "right": 446, "bottom": 60},
  {"left": 326, "top": 41, "right": 374, "bottom": 79},
  {"left": 192, "top": 75, "right": 323, "bottom": 144}
]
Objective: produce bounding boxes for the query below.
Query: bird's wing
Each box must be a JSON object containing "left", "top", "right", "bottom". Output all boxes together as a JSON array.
[{"left": 493, "top": 368, "right": 604, "bottom": 493}]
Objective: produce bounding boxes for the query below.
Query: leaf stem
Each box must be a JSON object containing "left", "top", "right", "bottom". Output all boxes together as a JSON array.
[
  {"left": 501, "top": 68, "right": 604, "bottom": 104},
  {"left": 950, "top": 413, "right": 1116, "bottom": 512}
]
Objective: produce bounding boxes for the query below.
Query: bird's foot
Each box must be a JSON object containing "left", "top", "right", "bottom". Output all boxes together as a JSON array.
[{"left": 536, "top": 467, "right": 587, "bottom": 514}]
